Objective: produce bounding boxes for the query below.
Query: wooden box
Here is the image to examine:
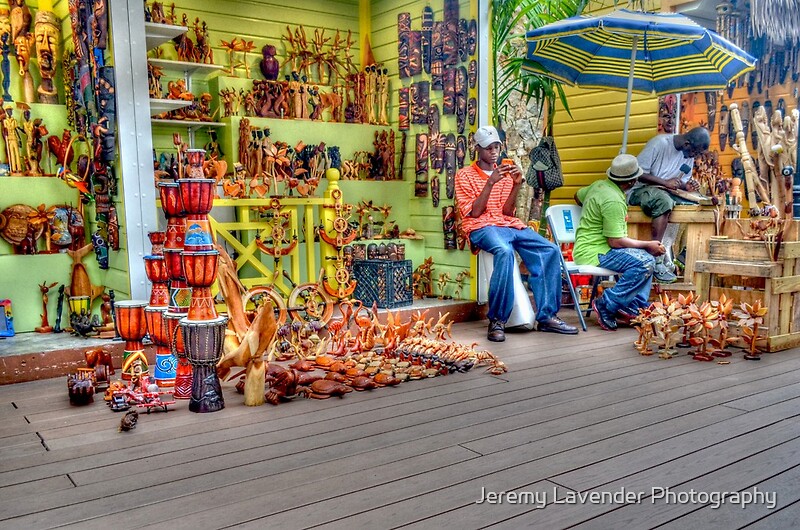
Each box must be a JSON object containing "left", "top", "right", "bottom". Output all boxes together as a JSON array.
[{"left": 694, "top": 236, "right": 800, "bottom": 352}]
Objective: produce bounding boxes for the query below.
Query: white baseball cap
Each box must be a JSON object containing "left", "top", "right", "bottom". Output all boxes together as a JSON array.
[{"left": 474, "top": 126, "right": 502, "bottom": 148}]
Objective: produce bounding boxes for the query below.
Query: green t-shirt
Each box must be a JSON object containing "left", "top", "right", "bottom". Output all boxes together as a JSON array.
[{"left": 573, "top": 179, "right": 628, "bottom": 266}]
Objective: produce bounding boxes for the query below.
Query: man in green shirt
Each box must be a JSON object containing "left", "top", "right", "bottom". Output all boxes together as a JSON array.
[{"left": 574, "top": 154, "right": 666, "bottom": 331}]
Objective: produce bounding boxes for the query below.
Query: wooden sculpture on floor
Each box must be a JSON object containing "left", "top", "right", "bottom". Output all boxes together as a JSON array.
[{"left": 215, "top": 244, "right": 278, "bottom": 406}]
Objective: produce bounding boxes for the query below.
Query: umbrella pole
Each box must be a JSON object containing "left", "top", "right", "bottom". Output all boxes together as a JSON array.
[{"left": 621, "top": 36, "right": 638, "bottom": 154}]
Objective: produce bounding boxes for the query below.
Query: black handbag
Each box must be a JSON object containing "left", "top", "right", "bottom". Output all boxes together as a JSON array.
[{"left": 526, "top": 136, "right": 563, "bottom": 191}]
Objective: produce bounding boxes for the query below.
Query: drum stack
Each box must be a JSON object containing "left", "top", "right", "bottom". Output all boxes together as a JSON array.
[
  {"left": 143, "top": 232, "right": 175, "bottom": 388},
  {"left": 158, "top": 179, "right": 193, "bottom": 399},
  {"left": 178, "top": 148, "right": 227, "bottom": 413}
]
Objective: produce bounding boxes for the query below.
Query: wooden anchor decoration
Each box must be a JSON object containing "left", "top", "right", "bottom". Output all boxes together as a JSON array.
[
  {"left": 322, "top": 255, "right": 357, "bottom": 299},
  {"left": 254, "top": 198, "right": 298, "bottom": 276},
  {"left": 318, "top": 188, "right": 356, "bottom": 248}
]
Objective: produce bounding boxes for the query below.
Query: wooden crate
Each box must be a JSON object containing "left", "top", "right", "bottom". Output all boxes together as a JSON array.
[{"left": 694, "top": 236, "right": 800, "bottom": 352}]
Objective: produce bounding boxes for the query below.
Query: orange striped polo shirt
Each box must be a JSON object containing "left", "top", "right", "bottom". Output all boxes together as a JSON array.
[{"left": 455, "top": 162, "right": 526, "bottom": 236}]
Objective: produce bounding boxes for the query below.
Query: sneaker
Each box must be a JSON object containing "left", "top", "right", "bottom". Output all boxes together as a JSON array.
[
  {"left": 487, "top": 320, "right": 506, "bottom": 342},
  {"left": 617, "top": 307, "right": 639, "bottom": 321},
  {"left": 592, "top": 297, "right": 618, "bottom": 331},
  {"left": 538, "top": 316, "right": 579, "bottom": 335},
  {"left": 653, "top": 259, "right": 678, "bottom": 284}
]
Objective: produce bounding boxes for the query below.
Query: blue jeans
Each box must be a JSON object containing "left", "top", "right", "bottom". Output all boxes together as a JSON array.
[
  {"left": 597, "top": 248, "right": 655, "bottom": 313},
  {"left": 470, "top": 226, "right": 561, "bottom": 323}
]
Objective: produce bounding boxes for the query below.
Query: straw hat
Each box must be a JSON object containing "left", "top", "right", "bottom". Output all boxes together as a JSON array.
[{"left": 606, "top": 154, "right": 643, "bottom": 182}]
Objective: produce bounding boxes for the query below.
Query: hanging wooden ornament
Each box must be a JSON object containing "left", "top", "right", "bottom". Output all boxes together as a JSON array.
[
  {"left": 410, "top": 81, "right": 430, "bottom": 124},
  {"left": 428, "top": 104, "right": 441, "bottom": 170},
  {"left": 468, "top": 19, "right": 477, "bottom": 56},
  {"left": 443, "top": 69, "right": 456, "bottom": 115},
  {"left": 468, "top": 97, "right": 476, "bottom": 126},
  {"left": 442, "top": 205, "right": 457, "bottom": 250},
  {"left": 415, "top": 133, "right": 429, "bottom": 197},
  {"left": 456, "top": 66, "right": 468, "bottom": 134},
  {"left": 445, "top": 133, "right": 456, "bottom": 199},
  {"left": 468, "top": 132, "right": 476, "bottom": 161},
  {"left": 434, "top": 130, "right": 446, "bottom": 174},
  {"left": 431, "top": 22, "right": 444, "bottom": 91},
  {"left": 468, "top": 59, "right": 477, "bottom": 89},
  {"left": 431, "top": 174, "right": 440, "bottom": 207},
  {"left": 456, "top": 135, "right": 467, "bottom": 168},
  {"left": 421, "top": 6, "right": 433, "bottom": 75},
  {"left": 458, "top": 19, "right": 468, "bottom": 63},
  {"left": 398, "top": 86, "right": 410, "bottom": 131},
  {"left": 408, "top": 31, "right": 423, "bottom": 77},
  {"left": 442, "top": 0, "right": 459, "bottom": 67},
  {"left": 397, "top": 13, "right": 411, "bottom": 79}
]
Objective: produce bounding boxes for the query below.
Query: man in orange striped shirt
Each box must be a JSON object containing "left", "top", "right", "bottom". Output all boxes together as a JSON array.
[{"left": 456, "top": 126, "right": 577, "bottom": 342}]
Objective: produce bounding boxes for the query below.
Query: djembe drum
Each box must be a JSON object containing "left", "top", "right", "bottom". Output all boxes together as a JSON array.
[
  {"left": 145, "top": 306, "right": 175, "bottom": 387},
  {"left": 166, "top": 311, "right": 191, "bottom": 399},
  {"left": 115, "top": 300, "right": 148, "bottom": 380},
  {"left": 178, "top": 177, "right": 215, "bottom": 252},
  {"left": 181, "top": 315, "right": 228, "bottom": 413},
  {"left": 144, "top": 255, "right": 170, "bottom": 308},
  {"left": 184, "top": 149, "right": 206, "bottom": 178},
  {"left": 182, "top": 249, "right": 219, "bottom": 321},
  {"left": 148, "top": 230, "right": 166, "bottom": 255}
]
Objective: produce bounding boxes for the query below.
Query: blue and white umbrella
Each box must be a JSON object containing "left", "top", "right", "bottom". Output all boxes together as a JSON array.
[{"left": 525, "top": 9, "right": 756, "bottom": 152}]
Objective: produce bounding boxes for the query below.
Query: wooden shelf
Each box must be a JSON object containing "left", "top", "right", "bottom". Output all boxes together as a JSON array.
[
  {"left": 145, "top": 22, "right": 186, "bottom": 50},
  {"left": 149, "top": 98, "right": 192, "bottom": 116},
  {"left": 151, "top": 119, "right": 225, "bottom": 129},
  {"left": 148, "top": 58, "right": 224, "bottom": 77}
]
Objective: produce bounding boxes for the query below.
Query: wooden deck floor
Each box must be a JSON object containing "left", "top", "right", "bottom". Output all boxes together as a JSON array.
[{"left": 1, "top": 319, "right": 799, "bottom": 529}]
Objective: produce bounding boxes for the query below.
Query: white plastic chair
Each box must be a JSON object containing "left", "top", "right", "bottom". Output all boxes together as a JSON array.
[
  {"left": 477, "top": 250, "right": 536, "bottom": 330},
  {"left": 545, "top": 204, "right": 618, "bottom": 332}
]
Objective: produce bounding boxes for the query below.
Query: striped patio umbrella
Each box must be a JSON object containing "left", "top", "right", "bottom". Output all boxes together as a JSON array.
[{"left": 525, "top": 9, "right": 756, "bottom": 152}]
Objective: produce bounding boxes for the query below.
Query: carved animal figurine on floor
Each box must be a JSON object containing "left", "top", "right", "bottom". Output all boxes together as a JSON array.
[
  {"left": 85, "top": 346, "right": 115, "bottom": 387},
  {"left": 119, "top": 409, "right": 138, "bottom": 432},
  {"left": 67, "top": 369, "right": 95, "bottom": 405},
  {"left": 265, "top": 367, "right": 299, "bottom": 405},
  {"left": 297, "top": 379, "right": 353, "bottom": 399}
]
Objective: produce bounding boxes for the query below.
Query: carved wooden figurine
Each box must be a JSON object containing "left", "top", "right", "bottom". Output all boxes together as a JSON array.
[
  {"left": 34, "top": 9, "right": 60, "bottom": 104},
  {"left": 35, "top": 281, "right": 58, "bottom": 332}
]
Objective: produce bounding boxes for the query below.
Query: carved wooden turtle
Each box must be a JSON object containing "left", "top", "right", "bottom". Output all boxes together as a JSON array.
[{"left": 297, "top": 379, "right": 352, "bottom": 399}]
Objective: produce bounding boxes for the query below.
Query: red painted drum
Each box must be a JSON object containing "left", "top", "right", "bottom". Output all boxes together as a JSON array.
[
  {"left": 115, "top": 300, "right": 147, "bottom": 346},
  {"left": 178, "top": 178, "right": 215, "bottom": 215},
  {"left": 184, "top": 149, "right": 206, "bottom": 179},
  {"left": 158, "top": 181, "right": 186, "bottom": 217},
  {"left": 164, "top": 215, "right": 186, "bottom": 251},
  {"left": 116, "top": 300, "right": 148, "bottom": 380},
  {"left": 179, "top": 178, "right": 216, "bottom": 251},
  {"left": 182, "top": 249, "right": 219, "bottom": 321},
  {"left": 166, "top": 311, "right": 191, "bottom": 399},
  {"left": 145, "top": 306, "right": 175, "bottom": 387},
  {"left": 181, "top": 315, "right": 228, "bottom": 412},
  {"left": 143, "top": 255, "right": 170, "bottom": 307},
  {"left": 148, "top": 231, "right": 166, "bottom": 255}
]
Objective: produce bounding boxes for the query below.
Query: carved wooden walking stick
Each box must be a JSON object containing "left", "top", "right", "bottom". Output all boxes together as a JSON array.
[{"left": 730, "top": 103, "right": 769, "bottom": 214}]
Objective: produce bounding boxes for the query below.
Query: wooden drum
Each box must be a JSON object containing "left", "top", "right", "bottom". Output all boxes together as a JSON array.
[
  {"left": 178, "top": 178, "right": 215, "bottom": 215},
  {"left": 181, "top": 315, "right": 228, "bottom": 413},
  {"left": 116, "top": 300, "right": 148, "bottom": 380},
  {"left": 145, "top": 306, "right": 175, "bottom": 387},
  {"left": 166, "top": 310, "right": 191, "bottom": 399},
  {"left": 183, "top": 249, "right": 219, "bottom": 321},
  {"left": 144, "top": 255, "right": 170, "bottom": 307},
  {"left": 158, "top": 181, "right": 186, "bottom": 217}
]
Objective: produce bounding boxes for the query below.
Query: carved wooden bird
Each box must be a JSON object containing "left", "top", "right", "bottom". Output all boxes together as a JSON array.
[{"left": 119, "top": 409, "right": 139, "bottom": 432}]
